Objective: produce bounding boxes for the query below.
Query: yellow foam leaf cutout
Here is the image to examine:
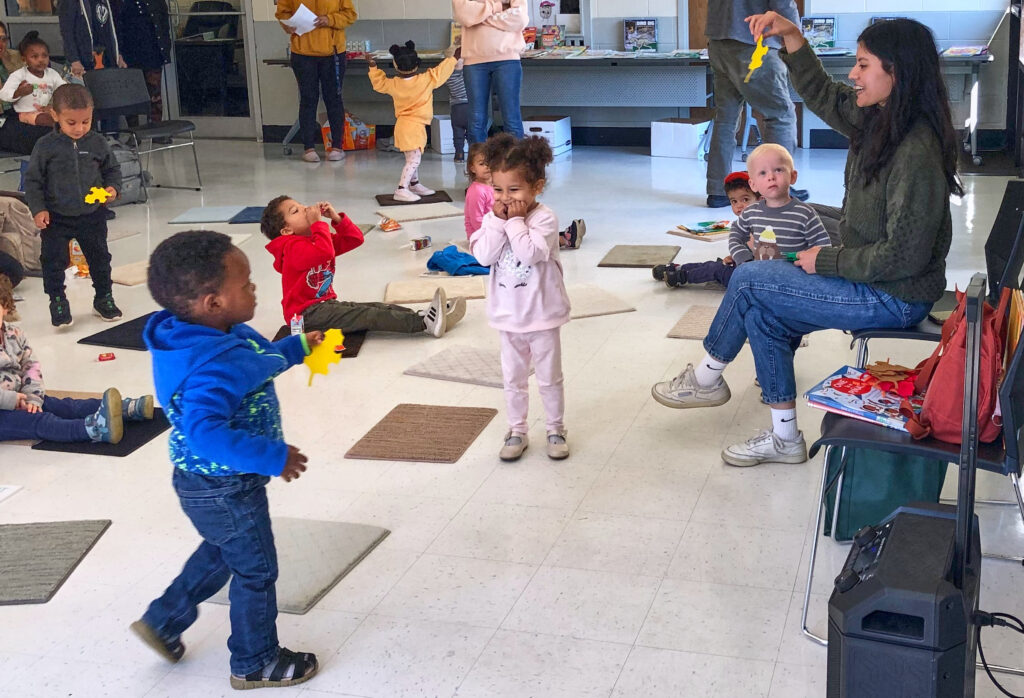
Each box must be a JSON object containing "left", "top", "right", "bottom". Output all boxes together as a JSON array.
[
  {"left": 84, "top": 187, "right": 112, "bottom": 204},
  {"left": 745, "top": 35, "right": 768, "bottom": 83},
  {"left": 304, "top": 328, "right": 345, "bottom": 386}
]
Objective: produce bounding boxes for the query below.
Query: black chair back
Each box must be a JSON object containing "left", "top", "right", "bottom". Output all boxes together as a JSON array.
[
  {"left": 182, "top": 1, "right": 238, "bottom": 39},
  {"left": 986, "top": 180, "right": 1024, "bottom": 302},
  {"left": 83, "top": 69, "right": 150, "bottom": 125}
]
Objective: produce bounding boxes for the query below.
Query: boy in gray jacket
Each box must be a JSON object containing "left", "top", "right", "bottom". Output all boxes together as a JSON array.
[{"left": 24, "top": 83, "right": 122, "bottom": 327}]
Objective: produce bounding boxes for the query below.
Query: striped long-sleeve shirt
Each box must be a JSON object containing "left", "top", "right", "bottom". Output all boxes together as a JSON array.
[
  {"left": 445, "top": 65, "right": 468, "bottom": 105},
  {"left": 728, "top": 199, "right": 831, "bottom": 265}
]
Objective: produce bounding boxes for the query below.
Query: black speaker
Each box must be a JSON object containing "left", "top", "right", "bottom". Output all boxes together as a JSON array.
[{"left": 826, "top": 503, "right": 980, "bottom": 698}]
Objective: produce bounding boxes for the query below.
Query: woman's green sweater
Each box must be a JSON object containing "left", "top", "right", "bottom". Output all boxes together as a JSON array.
[{"left": 781, "top": 43, "right": 951, "bottom": 304}]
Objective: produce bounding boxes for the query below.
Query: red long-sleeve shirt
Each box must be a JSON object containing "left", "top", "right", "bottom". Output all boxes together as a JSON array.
[{"left": 265, "top": 216, "right": 364, "bottom": 322}]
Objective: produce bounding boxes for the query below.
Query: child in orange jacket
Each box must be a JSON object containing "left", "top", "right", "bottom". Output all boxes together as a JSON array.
[{"left": 369, "top": 41, "right": 456, "bottom": 202}]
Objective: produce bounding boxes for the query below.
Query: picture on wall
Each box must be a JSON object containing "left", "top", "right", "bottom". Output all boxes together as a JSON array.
[
  {"left": 801, "top": 16, "right": 836, "bottom": 48},
  {"left": 624, "top": 18, "right": 658, "bottom": 51},
  {"left": 525, "top": 0, "right": 580, "bottom": 35}
]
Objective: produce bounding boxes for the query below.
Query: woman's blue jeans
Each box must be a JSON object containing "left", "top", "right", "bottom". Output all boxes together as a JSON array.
[
  {"left": 143, "top": 470, "right": 279, "bottom": 676},
  {"left": 463, "top": 60, "right": 523, "bottom": 143},
  {"left": 704, "top": 261, "right": 931, "bottom": 404}
]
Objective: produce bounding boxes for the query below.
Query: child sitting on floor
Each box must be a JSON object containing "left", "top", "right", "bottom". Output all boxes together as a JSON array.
[
  {"left": 261, "top": 195, "right": 466, "bottom": 337},
  {"left": 653, "top": 171, "right": 759, "bottom": 287},
  {"left": 470, "top": 133, "right": 571, "bottom": 461},
  {"left": 0, "top": 275, "right": 152, "bottom": 445},
  {"left": 132, "top": 230, "right": 323, "bottom": 690},
  {"left": 657, "top": 145, "right": 830, "bottom": 288},
  {"left": 369, "top": 41, "right": 457, "bottom": 202},
  {"left": 0, "top": 32, "right": 62, "bottom": 126}
]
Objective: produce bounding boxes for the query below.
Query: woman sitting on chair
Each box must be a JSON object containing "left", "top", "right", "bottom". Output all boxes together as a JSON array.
[{"left": 651, "top": 16, "right": 962, "bottom": 468}]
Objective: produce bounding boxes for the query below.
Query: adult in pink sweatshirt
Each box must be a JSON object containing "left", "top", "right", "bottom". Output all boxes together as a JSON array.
[{"left": 452, "top": 0, "right": 529, "bottom": 143}]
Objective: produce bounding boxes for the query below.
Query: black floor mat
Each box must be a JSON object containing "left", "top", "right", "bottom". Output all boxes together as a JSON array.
[
  {"left": 32, "top": 409, "right": 170, "bottom": 457},
  {"left": 375, "top": 191, "right": 453, "bottom": 206},
  {"left": 77, "top": 313, "right": 155, "bottom": 351},
  {"left": 270, "top": 327, "right": 366, "bottom": 358}
]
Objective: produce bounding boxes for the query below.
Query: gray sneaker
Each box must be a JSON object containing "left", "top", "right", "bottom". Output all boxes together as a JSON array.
[
  {"left": 499, "top": 431, "right": 528, "bottom": 461},
  {"left": 445, "top": 296, "right": 467, "bottom": 330},
  {"left": 651, "top": 363, "right": 731, "bottom": 409},
  {"left": 721, "top": 430, "right": 808, "bottom": 467}
]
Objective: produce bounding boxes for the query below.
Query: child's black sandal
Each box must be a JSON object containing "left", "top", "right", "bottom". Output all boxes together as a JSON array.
[
  {"left": 229, "top": 647, "right": 318, "bottom": 690},
  {"left": 130, "top": 619, "right": 185, "bottom": 663}
]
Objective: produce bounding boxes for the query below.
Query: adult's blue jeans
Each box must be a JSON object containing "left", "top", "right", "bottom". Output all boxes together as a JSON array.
[
  {"left": 0, "top": 395, "right": 98, "bottom": 442},
  {"left": 143, "top": 470, "right": 279, "bottom": 676},
  {"left": 463, "top": 60, "right": 523, "bottom": 143},
  {"left": 703, "top": 261, "right": 931, "bottom": 404}
]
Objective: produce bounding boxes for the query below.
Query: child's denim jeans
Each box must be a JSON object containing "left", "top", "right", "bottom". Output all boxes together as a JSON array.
[
  {"left": 143, "top": 469, "right": 279, "bottom": 676},
  {"left": 704, "top": 261, "right": 931, "bottom": 404},
  {"left": 0, "top": 395, "right": 98, "bottom": 442}
]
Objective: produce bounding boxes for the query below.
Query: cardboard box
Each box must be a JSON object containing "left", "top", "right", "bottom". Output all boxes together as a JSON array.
[
  {"left": 431, "top": 115, "right": 467, "bottom": 155},
  {"left": 650, "top": 118, "right": 711, "bottom": 159},
  {"left": 523, "top": 115, "right": 571, "bottom": 155}
]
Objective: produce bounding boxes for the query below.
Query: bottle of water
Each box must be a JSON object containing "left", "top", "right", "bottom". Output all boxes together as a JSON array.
[{"left": 290, "top": 313, "right": 304, "bottom": 336}]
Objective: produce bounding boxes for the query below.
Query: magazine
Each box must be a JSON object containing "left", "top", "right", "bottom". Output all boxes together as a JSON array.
[
  {"left": 801, "top": 16, "right": 836, "bottom": 48},
  {"left": 624, "top": 18, "right": 658, "bottom": 51},
  {"left": 943, "top": 46, "right": 989, "bottom": 57},
  {"left": 805, "top": 366, "right": 923, "bottom": 433}
]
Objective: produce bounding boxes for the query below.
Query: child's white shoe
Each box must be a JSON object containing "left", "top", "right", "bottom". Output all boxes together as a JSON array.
[
  {"left": 326, "top": 149, "right": 345, "bottom": 161},
  {"left": 445, "top": 296, "right": 466, "bottom": 330},
  {"left": 409, "top": 182, "right": 435, "bottom": 196},
  {"left": 301, "top": 150, "right": 320, "bottom": 163},
  {"left": 546, "top": 431, "right": 569, "bottom": 460},
  {"left": 394, "top": 187, "right": 421, "bottom": 202},
  {"left": 423, "top": 287, "right": 448, "bottom": 337},
  {"left": 500, "top": 432, "right": 528, "bottom": 461}
]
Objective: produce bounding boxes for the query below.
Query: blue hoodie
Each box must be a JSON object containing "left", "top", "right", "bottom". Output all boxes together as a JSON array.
[{"left": 144, "top": 310, "right": 309, "bottom": 477}]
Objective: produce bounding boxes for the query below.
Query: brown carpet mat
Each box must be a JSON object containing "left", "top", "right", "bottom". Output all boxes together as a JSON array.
[
  {"left": 384, "top": 276, "right": 486, "bottom": 304},
  {"left": 345, "top": 403, "right": 497, "bottom": 463},
  {"left": 598, "top": 244, "right": 680, "bottom": 268},
  {"left": 270, "top": 327, "right": 366, "bottom": 358},
  {"left": 667, "top": 304, "right": 719, "bottom": 339},
  {"left": 375, "top": 190, "right": 453, "bottom": 206}
]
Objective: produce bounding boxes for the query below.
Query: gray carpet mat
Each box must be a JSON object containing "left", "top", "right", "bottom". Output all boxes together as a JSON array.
[{"left": 0, "top": 520, "right": 111, "bottom": 604}]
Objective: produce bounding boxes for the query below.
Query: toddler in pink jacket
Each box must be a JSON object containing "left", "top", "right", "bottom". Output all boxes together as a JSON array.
[{"left": 469, "top": 133, "right": 570, "bottom": 461}]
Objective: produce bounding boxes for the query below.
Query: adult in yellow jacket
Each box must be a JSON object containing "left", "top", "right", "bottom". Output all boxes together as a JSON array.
[
  {"left": 276, "top": 0, "right": 356, "bottom": 163},
  {"left": 369, "top": 41, "right": 456, "bottom": 202}
]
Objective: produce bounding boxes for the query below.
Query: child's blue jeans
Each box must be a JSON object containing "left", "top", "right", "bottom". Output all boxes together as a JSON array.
[
  {"left": 704, "top": 261, "right": 931, "bottom": 404},
  {"left": 0, "top": 395, "right": 98, "bottom": 442},
  {"left": 143, "top": 469, "right": 280, "bottom": 676},
  {"left": 679, "top": 259, "right": 736, "bottom": 287}
]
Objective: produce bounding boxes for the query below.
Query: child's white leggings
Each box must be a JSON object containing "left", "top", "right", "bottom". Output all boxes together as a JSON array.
[
  {"left": 399, "top": 149, "right": 421, "bottom": 188},
  {"left": 499, "top": 328, "right": 565, "bottom": 434}
]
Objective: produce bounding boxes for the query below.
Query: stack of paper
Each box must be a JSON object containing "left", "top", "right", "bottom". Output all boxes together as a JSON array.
[{"left": 281, "top": 3, "right": 317, "bottom": 36}]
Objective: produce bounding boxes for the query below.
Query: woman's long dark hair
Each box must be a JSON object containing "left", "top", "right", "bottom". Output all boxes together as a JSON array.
[{"left": 850, "top": 19, "right": 963, "bottom": 197}]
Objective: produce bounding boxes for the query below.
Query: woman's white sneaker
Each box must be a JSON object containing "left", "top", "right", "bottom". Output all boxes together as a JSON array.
[
  {"left": 651, "top": 363, "right": 731, "bottom": 408},
  {"left": 721, "top": 430, "right": 807, "bottom": 467}
]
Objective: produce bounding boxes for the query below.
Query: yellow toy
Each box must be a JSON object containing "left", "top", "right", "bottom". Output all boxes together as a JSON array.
[
  {"left": 304, "top": 328, "right": 345, "bottom": 386},
  {"left": 745, "top": 35, "right": 768, "bottom": 83},
  {"left": 84, "top": 187, "right": 112, "bottom": 204}
]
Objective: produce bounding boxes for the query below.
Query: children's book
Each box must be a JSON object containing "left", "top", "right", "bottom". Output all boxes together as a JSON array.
[
  {"left": 540, "top": 24, "right": 565, "bottom": 48},
  {"left": 669, "top": 220, "right": 731, "bottom": 241},
  {"left": 801, "top": 17, "right": 836, "bottom": 48},
  {"left": 943, "top": 46, "right": 989, "bottom": 57},
  {"left": 523, "top": 26, "right": 537, "bottom": 48},
  {"left": 805, "top": 366, "right": 923, "bottom": 433},
  {"left": 623, "top": 18, "right": 657, "bottom": 51},
  {"left": 450, "top": 21, "right": 463, "bottom": 46}
]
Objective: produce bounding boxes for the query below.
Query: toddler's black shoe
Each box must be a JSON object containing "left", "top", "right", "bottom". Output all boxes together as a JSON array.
[
  {"left": 93, "top": 294, "right": 123, "bottom": 322},
  {"left": 664, "top": 266, "right": 688, "bottom": 288},
  {"left": 49, "top": 295, "right": 73, "bottom": 327},
  {"left": 652, "top": 263, "right": 677, "bottom": 281}
]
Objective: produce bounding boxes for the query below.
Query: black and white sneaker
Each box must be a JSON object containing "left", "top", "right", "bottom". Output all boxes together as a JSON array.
[
  {"left": 423, "top": 287, "right": 448, "bottom": 338},
  {"left": 93, "top": 294, "right": 123, "bottom": 322},
  {"left": 49, "top": 295, "right": 73, "bottom": 327},
  {"left": 652, "top": 263, "right": 676, "bottom": 282},
  {"left": 563, "top": 219, "right": 586, "bottom": 249}
]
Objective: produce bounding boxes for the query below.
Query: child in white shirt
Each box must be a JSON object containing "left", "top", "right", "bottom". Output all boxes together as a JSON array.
[{"left": 0, "top": 32, "right": 62, "bottom": 126}]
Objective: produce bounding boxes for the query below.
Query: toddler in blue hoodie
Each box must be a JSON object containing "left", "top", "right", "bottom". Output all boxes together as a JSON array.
[{"left": 129, "top": 230, "right": 325, "bottom": 691}]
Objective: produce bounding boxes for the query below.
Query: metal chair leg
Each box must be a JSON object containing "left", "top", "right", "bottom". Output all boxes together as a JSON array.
[
  {"left": 802, "top": 445, "right": 832, "bottom": 646},
  {"left": 855, "top": 338, "right": 869, "bottom": 369},
  {"left": 188, "top": 132, "right": 202, "bottom": 191}
]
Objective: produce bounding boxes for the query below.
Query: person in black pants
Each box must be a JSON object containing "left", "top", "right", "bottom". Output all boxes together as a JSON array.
[
  {"left": 113, "top": 0, "right": 172, "bottom": 124},
  {"left": 275, "top": 0, "right": 356, "bottom": 163}
]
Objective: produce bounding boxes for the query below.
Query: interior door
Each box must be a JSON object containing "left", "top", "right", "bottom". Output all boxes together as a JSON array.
[{"left": 163, "top": 0, "right": 259, "bottom": 138}]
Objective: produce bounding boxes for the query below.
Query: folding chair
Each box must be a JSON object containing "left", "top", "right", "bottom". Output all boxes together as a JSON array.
[
  {"left": 802, "top": 274, "right": 1024, "bottom": 678},
  {"left": 84, "top": 68, "right": 202, "bottom": 191}
]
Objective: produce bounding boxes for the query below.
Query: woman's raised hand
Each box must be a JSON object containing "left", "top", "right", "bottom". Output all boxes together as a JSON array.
[{"left": 745, "top": 12, "right": 799, "bottom": 41}]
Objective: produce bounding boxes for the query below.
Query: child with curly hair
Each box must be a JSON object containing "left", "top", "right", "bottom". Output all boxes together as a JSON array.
[{"left": 470, "top": 134, "right": 571, "bottom": 461}]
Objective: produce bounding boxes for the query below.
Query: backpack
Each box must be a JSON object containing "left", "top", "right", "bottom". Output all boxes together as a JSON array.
[
  {"left": 905, "top": 286, "right": 1010, "bottom": 444},
  {"left": 104, "top": 137, "right": 148, "bottom": 207},
  {"left": 0, "top": 195, "right": 41, "bottom": 272}
]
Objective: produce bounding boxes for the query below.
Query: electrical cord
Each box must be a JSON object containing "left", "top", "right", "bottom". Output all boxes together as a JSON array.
[{"left": 975, "top": 610, "right": 1024, "bottom": 697}]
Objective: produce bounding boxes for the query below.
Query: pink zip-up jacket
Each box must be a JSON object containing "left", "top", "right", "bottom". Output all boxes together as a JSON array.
[
  {"left": 464, "top": 180, "right": 495, "bottom": 239},
  {"left": 470, "top": 202, "right": 570, "bottom": 332},
  {"left": 452, "top": 0, "right": 529, "bottom": 66}
]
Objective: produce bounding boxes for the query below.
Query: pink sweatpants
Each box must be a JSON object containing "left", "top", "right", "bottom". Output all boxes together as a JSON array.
[{"left": 499, "top": 328, "right": 565, "bottom": 434}]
